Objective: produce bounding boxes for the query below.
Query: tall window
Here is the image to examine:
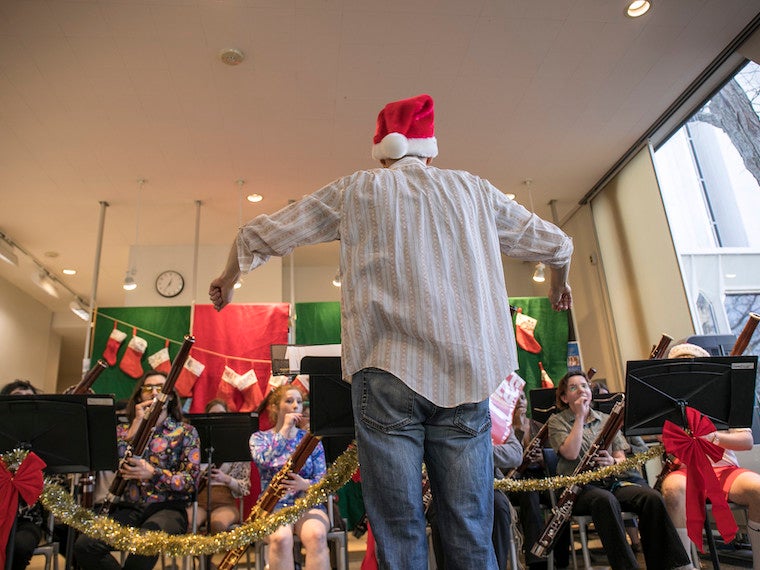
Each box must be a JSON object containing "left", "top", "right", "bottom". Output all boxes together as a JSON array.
[{"left": 653, "top": 60, "right": 760, "bottom": 341}]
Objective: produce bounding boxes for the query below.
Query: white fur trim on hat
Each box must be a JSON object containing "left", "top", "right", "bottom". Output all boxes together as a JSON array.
[
  {"left": 372, "top": 134, "right": 438, "bottom": 160},
  {"left": 668, "top": 343, "right": 710, "bottom": 359}
]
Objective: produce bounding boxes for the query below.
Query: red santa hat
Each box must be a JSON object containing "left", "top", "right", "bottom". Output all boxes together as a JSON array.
[{"left": 372, "top": 94, "right": 438, "bottom": 160}]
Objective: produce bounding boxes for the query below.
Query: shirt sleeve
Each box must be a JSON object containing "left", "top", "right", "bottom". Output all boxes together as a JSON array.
[
  {"left": 493, "top": 431, "right": 524, "bottom": 471},
  {"left": 153, "top": 424, "right": 201, "bottom": 495},
  {"left": 485, "top": 179, "right": 573, "bottom": 268},
  {"left": 236, "top": 180, "right": 344, "bottom": 273}
]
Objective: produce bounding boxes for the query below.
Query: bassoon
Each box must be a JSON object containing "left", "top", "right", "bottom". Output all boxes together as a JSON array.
[
  {"left": 99, "top": 335, "right": 195, "bottom": 514},
  {"left": 65, "top": 359, "right": 109, "bottom": 509},
  {"left": 217, "top": 433, "right": 322, "bottom": 570},
  {"left": 730, "top": 312, "right": 760, "bottom": 356},
  {"left": 649, "top": 333, "right": 673, "bottom": 359},
  {"left": 69, "top": 359, "right": 109, "bottom": 394},
  {"left": 531, "top": 397, "right": 625, "bottom": 558},
  {"left": 506, "top": 423, "right": 549, "bottom": 480}
]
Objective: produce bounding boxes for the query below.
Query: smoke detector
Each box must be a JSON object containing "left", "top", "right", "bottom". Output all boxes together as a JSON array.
[{"left": 219, "top": 48, "right": 245, "bottom": 66}]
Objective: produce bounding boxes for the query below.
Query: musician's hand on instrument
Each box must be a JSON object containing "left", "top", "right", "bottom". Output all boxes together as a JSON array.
[
  {"left": 210, "top": 468, "right": 232, "bottom": 486},
  {"left": 121, "top": 458, "right": 156, "bottom": 480},
  {"left": 527, "top": 446, "right": 544, "bottom": 464},
  {"left": 593, "top": 450, "right": 615, "bottom": 467},
  {"left": 281, "top": 472, "right": 309, "bottom": 493},
  {"left": 280, "top": 412, "right": 303, "bottom": 436}
]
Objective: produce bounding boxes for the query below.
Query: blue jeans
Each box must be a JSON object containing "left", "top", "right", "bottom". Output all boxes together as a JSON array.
[{"left": 352, "top": 368, "right": 497, "bottom": 570}]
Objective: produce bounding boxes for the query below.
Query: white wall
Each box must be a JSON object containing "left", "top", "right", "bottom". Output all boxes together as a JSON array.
[
  {"left": 0, "top": 276, "right": 61, "bottom": 392},
  {"left": 121, "top": 244, "right": 283, "bottom": 306}
]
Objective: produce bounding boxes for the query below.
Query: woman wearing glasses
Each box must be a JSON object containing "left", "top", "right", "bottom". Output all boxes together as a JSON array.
[
  {"left": 74, "top": 370, "right": 201, "bottom": 570},
  {"left": 546, "top": 371, "right": 693, "bottom": 570}
]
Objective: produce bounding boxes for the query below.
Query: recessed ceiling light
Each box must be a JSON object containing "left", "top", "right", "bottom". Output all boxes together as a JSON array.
[
  {"left": 505, "top": 193, "right": 516, "bottom": 200},
  {"left": 63, "top": 268, "right": 77, "bottom": 275},
  {"left": 247, "top": 194, "right": 263, "bottom": 203},
  {"left": 626, "top": 0, "right": 651, "bottom": 18},
  {"left": 725, "top": 273, "right": 737, "bottom": 279},
  {"left": 219, "top": 48, "right": 245, "bottom": 66}
]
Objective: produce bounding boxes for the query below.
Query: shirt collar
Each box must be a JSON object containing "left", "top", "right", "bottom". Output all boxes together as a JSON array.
[{"left": 389, "top": 156, "right": 427, "bottom": 169}]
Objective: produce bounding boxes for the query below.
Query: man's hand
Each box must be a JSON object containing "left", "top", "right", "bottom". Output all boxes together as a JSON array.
[
  {"left": 209, "top": 277, "right": 234, "bottom": 312},
  {"left": 549, "top": 283, "right": 572, "bottom": 311}
]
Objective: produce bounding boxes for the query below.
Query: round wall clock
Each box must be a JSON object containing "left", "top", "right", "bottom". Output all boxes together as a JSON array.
[{"left": 155, "top": 270, "right": 185, "bottom": 298}]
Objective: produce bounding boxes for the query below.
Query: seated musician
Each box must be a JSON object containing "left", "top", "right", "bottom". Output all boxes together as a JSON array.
[
  {"left": 74, "top": 370, "right": 201, "bottom": 570},
  {"left": 546, "top": 371, "right": 693, "bottom": 570},
  {"left": 194, "top": 399, "right": 251, "bottom": 534},
  {"left": 249, "top": 385, "right": 330, "bottom": 570},
  {"left": 659, "top": 342, "right": 760, "bottom": 569},
  {"left": 2, "top": 380, "right": 48, "bottom": 570},
  {"left": 511, "top": 389, "right": 571, "bottom": 570},
  {"left": 427, "top": 431, "right": 521, "bottom": 570}
]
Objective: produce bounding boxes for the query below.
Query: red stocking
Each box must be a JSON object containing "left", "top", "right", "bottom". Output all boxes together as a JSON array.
[
  {"left": 119, "top": 332, "right": 147, "bottom": 378},
  {"left": 147, "top": 340, "right": 171, "bottom": 374},
  {"left": 515, "top": 309, "right": 542, "bottom": 354},
  {"left": 175, "top": 354, "right": 204, "bottom": 397},
  {"left": 103, "top": 325, "right": 127, "bottom": 366},
  {"left": 217, "top": 366, "right": 243, "bottom": 411}
]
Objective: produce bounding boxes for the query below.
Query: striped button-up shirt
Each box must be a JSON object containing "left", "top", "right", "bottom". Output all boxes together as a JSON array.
[{"left": 237, "top": 156, "right": 573, "bottom": 407}]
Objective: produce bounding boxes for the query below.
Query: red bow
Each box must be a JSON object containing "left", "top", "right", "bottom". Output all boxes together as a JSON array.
[
  {"left": 0, "top": 452, "right": 47, "bottom": 567},
  {"left": 662, "top": 407, "right": 737, "bottom": 551}
]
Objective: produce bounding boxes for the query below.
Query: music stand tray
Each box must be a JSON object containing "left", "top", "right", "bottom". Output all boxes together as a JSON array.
[
  {"left": 185, "top": 412, "right": 259, "bottom": 464},
  {"left": 0, "top": 394, "right": 118, "bottom": 473},
  {"left": 529, "top": 388, "right": 557, "bottom": 424},
  {"left": 623, "top": 355, "right": 757, "bottom": 436}
]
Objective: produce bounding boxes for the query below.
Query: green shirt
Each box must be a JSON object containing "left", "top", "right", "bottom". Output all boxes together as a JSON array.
[{"left": 546, "top": 407, "right": 632, "bottom": 477}]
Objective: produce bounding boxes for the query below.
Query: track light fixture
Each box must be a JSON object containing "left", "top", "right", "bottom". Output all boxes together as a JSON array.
[
  {"left": 32, "top": 267, "right": 60, "bottom": 298},
  {"left": 0, "top": 232, "right": 18, "bottom": 266},
  {"left": 332, "top": 269, "right": 341, "bottom": 287},
  {"left": 532, "top": 262, "right": 546, "bottom": 283}
]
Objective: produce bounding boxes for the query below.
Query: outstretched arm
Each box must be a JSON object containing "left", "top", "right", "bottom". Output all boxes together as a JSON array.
[
  {"left": 548, "top": 263, "right": 572, "bottom": 311},
  {"left": 209, "top": 242, "right": 241, "bottom": 311}
]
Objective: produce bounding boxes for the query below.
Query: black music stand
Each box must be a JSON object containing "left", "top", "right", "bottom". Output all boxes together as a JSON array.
[
  {"left": 185, "top": 412, "right": 259, "bottom": 536},
  {"left": 529, "top": 387, "right": 557, "bottom": 424},
  {"left": 300, "top": 356, "right": 354, "bottom": 464},
  {"left": 623, "top": 355, "right": 757, "bottom": 436},
  {"left": 592, "top": 392, "right": 624, "bottom": 415},
  {"left": 0, "top": 394, "right": 117, "bottom": 570}
]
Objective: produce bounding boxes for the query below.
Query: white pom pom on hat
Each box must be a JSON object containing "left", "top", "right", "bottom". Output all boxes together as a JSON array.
[
  {"left": 372, "top": 94, "right": 438, "bottom": 160},
  {"left": 668, "top": 343, "right": 711, "bottom": 359}
]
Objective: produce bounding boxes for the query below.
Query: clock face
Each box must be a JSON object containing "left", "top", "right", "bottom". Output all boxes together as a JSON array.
[{"left": 155, "top": 270, "right": 184, "bottom": 298}]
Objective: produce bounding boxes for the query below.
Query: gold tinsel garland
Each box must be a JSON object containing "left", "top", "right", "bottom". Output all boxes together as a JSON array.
[
  {"left": 23, "top": 443, "right": 665, "bottom": 556},
  {"left": 495, "top": 444, "right": 663, "bottom": 493}
]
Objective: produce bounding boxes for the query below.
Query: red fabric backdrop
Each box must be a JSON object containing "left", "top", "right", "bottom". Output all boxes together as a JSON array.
[{"left": 188, "top": 303, "right": 289, "bottom": 413}]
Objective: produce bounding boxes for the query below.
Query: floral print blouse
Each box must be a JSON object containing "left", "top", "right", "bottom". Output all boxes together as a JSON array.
[
  {"left": 116, "top": 415, "right": 201, "bottom": 505},
  {"left": 249, "top": 428, "right": 326, "bottom": 510}
]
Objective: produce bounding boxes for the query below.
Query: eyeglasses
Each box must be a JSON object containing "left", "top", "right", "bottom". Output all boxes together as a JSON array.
[{"left": 141, "top": 384, "right": 164, "bottom": 394}]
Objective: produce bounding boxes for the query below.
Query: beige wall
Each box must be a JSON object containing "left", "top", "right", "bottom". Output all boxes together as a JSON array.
[
  {"left": 0, "top": 276, "right": 61, "bottom": 392},
  {"left": 590, "top": 146, "right": 693, "bottom": 371}
]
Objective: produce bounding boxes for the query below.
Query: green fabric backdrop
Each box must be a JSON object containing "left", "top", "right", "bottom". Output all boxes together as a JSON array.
[
  {"left": 295, "top": 302, "right": 341, "bottom": 344},
  {"left": 510, "top": 296, "right": 568, "bottom": 405},
  {"left": 91, "top": 307, "right": 191, "bottom": 402}
]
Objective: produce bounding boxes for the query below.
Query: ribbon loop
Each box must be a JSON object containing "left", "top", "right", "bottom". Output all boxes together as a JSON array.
[{"left": 663, "top": 406, "right": 737, "bottom": 551}]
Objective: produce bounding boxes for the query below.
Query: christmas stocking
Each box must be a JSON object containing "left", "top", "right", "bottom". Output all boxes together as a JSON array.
[
  {"left": 175, "top": 355, "right": 205, "bottom": 397},
  {"left": 119, "top": 332, "right": 147, "bottom": 378},
  {"left": 103, "top": 325, "right": 127, "bottom": 366},
  {"left": 147, "top": 341, "right": 172, "bottom": 374},
  {"left": 291, "top": 374, "right": 310, "bottom": 395},
  {"left": 217, "top": 366, "right": 243, "bottom": 411},
  {"left": 515, "top": 309, "right": 542, "bottom": 354},
  {"left": 236, "top": 369, "right": 261, "bottom": 412}
]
